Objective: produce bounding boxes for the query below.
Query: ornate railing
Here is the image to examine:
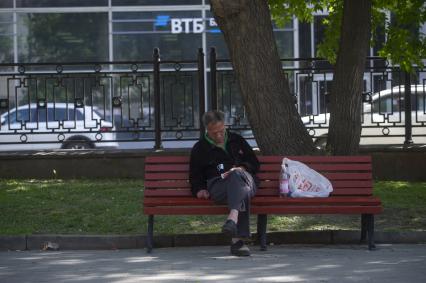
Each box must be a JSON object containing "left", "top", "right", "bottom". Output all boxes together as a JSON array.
[{"left": 0, "top": 48, "right": 425, "bottom": 151}]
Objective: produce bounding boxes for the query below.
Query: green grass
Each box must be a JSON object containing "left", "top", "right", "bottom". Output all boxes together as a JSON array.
[
  {"left": 0, "top": 179, "right": 145, "bottom": 235},
  {"left": 0, "top": 179, "right": 425, "bottom": 235}
]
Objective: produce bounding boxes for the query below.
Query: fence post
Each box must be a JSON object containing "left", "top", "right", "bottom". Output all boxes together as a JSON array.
[
  {"left": 198, "top": 48, "right": 206, "bottom": 137},
  {"left": 404, "top": 71, "right": 413, "bottom": 146},
  {"left": 210, "top": 47, "right": 218, "bottom": 110},
  {"left": 153, "top": 48, "right": 162, "bottom": 150}
]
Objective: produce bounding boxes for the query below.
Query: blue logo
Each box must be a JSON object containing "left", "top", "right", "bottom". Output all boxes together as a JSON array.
[{"left": 155, "top": 15, "right": 170, "bottom": 27}]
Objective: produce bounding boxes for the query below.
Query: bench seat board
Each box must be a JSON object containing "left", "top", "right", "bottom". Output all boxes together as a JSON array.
[
  {"left": 144, "top": 196, "right": 382, "bottom": 207},
  {"left": 144, "top": 206, "right": 382, "bottom": 215}
]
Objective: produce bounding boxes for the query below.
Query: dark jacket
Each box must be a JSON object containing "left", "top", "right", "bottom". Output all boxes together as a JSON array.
[{"left": 189, "top": 131, "right": 260, "bottom": 197}]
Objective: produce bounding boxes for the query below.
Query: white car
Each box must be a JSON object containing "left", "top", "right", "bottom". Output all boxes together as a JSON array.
[
  {"left": 0, "top": 103, "right": 118, "bottom": 151},
  {"left": 302, "top": 85, "right": 426, "bottom": 146}
]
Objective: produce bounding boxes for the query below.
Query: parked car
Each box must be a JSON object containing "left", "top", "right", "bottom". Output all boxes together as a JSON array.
[
  {"left": 301, "top": 85, "right": 426, "bottom": 146},
  {"left": 0, "top": 103, "right": 118, "bottom": 151}
]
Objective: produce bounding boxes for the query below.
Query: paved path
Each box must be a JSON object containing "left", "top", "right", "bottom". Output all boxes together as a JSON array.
[{"left": 1, "top": 244, "right": 425, "bottom": 282}]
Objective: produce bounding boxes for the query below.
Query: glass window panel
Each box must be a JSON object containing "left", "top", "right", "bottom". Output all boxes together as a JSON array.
[
  {"left": 0, "top": 0, "right": 13, "bottom": 8},
  {"left": 71, "top": 108, "right": 84, "bottom": 120},
  {"left": 206, "top": 31, "right": 228, "bottom": 59},
  {"left": 16, "top": 0, "right": 108, "bottom": 7},
  {"left": 0, "top": 13, "right": 13, "bottom": 63},
  {"left": 273, "top": 18, "right": 294, "bottom": 60},
  {"left": 275, "top": 30, "right": 294, "bottom": 59},
  {"left": 0, "top": 13, "right": 13, "bottom": 34},
  {"left": 206, "top": 11, "right": 294, "bottom": 60},
  {"left": 298, "top": 21, "right": 311, "bottom": 58},
  {"left": 112, "top": 0, "right": 202, "bottom": 6},
  {"left": 17, "top": 13, "right": 109, "bottom": 63},
  {"left": 37, "top": 109, "right": 47, "bottom": 122},
  {"left": 314, "top": 16, "right": 326, "bottom": 54},
  {"left": 113, "top": 11, "right": 202, "bottom": 61},
  {"left": 17, "top": 109, "right": 29, "bottom": 122},
  {"left": 205, "top": 11, "right": 228, "bottom": 59}
]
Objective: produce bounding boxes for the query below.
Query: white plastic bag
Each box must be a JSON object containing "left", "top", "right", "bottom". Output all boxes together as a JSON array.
[{"left": 283, "top": 158, "right": 333, "bottom": 198}]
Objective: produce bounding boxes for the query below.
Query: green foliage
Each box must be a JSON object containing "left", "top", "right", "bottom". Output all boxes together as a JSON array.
[
  {"left": 269, "top": 0, "right": 426, "bottom": 72},
  {"left": 315, "top": 0, "right": 342, "bottom": 63},
  {"left": 374, "top": 0, "right": 426, "bottom": 72},
  {"left": 269, "top": 0, "right": 328, "bottom": 26}
]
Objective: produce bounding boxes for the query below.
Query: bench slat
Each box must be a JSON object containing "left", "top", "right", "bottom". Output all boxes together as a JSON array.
[
  {"left": 322, "top": 173, "right": 372, "bottom": 180},
  {"left": 144, "top": 196, "right": 381, "bottom": 206},
  {"left": 259, "top": 164, "right": 372, "bottom": 172},
  {"left": 144, "top": 189, "right": 192, "bottom": 197},
  {"left": 144, "top": 178, "right": 372, "bottom": 190},
  {"left": 144, "top": 205, "right": 382, "bottom": 215},
  {"left": 145, "top": 165, "right": 371, "bottom": 177},
  {"left": 258, "top": 156, "right": 372, "bottom": 163},
  {"left": 146, "top": 156, "right": 190, "bottom": 163},
  {"left": 255, "top": 188, "right": 373, "bottom": 196},
  {"left": 253, "top": 206, "right": 382, "bottom": 214},
  {"left": 252, "top": 196, "right": 380, "bottom": 205},
  {"left": 145, "top": 174, "right": 372, "bottom": 183},
  {"left": 145, "top": 180, "right": 191, "bottom": 188},
  {"left": 145, "top": 156, "right": 372, "bottom": 164},
  {"left": 145, "top": 172, "right": 189, "bottom": 180},
  {"left": 257, "top": 180, "right": 372, "bottom": 188},
  {"left": 144, "top": 187, "right": 373, "bottom": 197},
  {"left": 145, "top": 164, "right": 189, "bottom": 172}
]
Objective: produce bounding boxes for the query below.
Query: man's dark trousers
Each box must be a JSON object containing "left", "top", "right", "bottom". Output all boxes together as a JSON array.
[{"left": 207, "top": 170, "right": 257, "bottom": 238}]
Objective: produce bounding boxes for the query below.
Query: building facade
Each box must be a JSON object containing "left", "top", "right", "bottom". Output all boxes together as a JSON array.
[
  {"left": 0, "top": 1, "right": 350, "bottom": 63},
  {"left": 0, "top": 0, "right": 425, "bottom": 150}
]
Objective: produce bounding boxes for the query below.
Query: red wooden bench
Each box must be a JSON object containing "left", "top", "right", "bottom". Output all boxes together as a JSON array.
[{"left": 143, "top": 155, "right": 382, "bottom": 252}]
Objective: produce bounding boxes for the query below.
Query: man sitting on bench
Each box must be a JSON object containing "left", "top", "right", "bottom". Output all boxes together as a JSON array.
[{"left": 189, "top": 110, "right": 260, "bottom": 256}]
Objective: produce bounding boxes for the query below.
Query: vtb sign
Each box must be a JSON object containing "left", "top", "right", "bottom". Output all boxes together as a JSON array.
[{"left": 170, "top": 18, "right": 219, "bottom": 34}]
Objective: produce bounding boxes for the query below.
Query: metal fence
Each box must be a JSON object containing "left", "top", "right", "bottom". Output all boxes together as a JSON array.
[{"left": 0, "top": 48, "right": 425, "bottom": 151}]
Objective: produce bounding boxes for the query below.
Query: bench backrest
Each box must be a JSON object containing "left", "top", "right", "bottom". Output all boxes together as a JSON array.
[{"left": 144, "top": 155, "right": 373, "bottom": 198}]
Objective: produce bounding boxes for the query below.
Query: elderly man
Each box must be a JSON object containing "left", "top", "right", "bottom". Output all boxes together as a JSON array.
[{"left": 189, "top": 110, "right": 259, "bottom": 256}]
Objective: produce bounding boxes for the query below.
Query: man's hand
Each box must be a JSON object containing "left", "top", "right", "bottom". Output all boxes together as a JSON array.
[
  {"left": 222, "top": 166, "right": 245, "bottom": 178},
  {"left": 196, "top": 189, "right": 210, "bottom": 199}
]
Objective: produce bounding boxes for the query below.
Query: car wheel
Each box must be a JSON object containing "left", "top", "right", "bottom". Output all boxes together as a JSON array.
[
  {"left": 62, "top": 141, "right": 93, "bottom": 150},
  {"left": 314, "top": 136, "right": 327, "bottom": 149}
]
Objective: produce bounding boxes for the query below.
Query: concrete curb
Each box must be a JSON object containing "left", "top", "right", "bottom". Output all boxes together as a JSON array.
[
  {"left": 0, "top": 236, "right": 27, "bottom": 251},
  {"left": 1, "top": 231, "right": 426, "bottom": 251}
]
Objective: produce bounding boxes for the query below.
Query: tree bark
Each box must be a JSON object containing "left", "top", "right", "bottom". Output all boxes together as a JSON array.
[
  {"left": 210, "top": 0, "right": 315, "bottom": 155},
  {"left": 327, "top": 0, "right": 372, "bottom": 155}
]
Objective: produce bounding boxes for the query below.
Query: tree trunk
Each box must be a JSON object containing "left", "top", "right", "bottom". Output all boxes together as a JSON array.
[
  {"left": 210, "top": 0, "right": 315, "bottom": 155},
  {"left": 327, "top": 0, "right": 372, "bottom": 155}
]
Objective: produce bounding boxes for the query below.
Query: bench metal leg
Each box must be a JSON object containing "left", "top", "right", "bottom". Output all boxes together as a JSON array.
[
  {"left": 360, "top": 214, "right": 368, "bottom": 243},
  {"left": 146, "top": 215, "right": 154, "bottom": 253},
  {"left": 366, "top": 214, "right": 376, "bottom": 250},
  {"left": 257, "top": 214, "right": 267, "bottom": 251}
]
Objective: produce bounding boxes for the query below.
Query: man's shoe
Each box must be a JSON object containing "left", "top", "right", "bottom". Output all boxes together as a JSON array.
[
  {"left": 230, "top": 240, "right": 250, "bottom": 256},
  {"left": 221, "top": 219, "right": 237, "bottom": 237}
]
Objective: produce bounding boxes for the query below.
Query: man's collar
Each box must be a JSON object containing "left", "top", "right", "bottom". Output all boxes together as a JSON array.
[{"left": 204, "top": 130, "right": 228, "bottom": 148}]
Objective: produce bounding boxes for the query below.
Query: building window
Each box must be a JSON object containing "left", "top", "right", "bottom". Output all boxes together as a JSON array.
[
  {"left": 113, "top": 11, "right": 202, "bottom": 61},
  {"left": 112, "top": 0, "right": 202, "bottom": 6},
  {"left": 17, "top": 13, "right": 109, "bottom": 63},
  {"left": 0, "top": 13, "right": 14, "bottom": 63},
  {"left": 16, "top": 0, "right": 108, "bottom": 7},
  {"left": 0, "top": 0, "right": 13, "bottom": 8}
]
